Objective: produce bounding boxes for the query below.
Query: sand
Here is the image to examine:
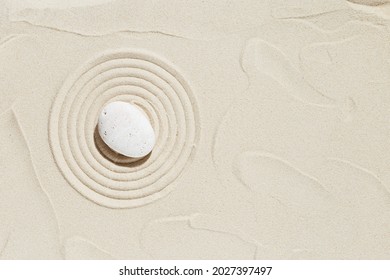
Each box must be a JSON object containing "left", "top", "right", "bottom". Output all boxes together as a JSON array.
[{"left": 0, "top": 0, "right": 390, "bottom": 259}]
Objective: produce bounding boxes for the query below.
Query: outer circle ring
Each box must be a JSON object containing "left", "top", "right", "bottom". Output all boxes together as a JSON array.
[{"left": 49, "top": 49, "right": 199, "bottom": 208}]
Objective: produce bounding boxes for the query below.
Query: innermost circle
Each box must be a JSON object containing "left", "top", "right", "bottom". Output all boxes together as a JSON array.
[{"left": 98, "top": 101, "right": 156, "bottom": 158}]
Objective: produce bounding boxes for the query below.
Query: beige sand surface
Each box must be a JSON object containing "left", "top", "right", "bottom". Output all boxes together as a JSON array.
[{"left": 0, "top": 0, "right": 390, "bottom": 259}]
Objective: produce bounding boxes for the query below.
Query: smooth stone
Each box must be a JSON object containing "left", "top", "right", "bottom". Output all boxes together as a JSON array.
[{"left": 98, "top": 101, "right": 155, "bottom": 158}]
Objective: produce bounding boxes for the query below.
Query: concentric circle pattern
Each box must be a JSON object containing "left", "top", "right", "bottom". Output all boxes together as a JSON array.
[{"left": 49, "top": 49, "right": 199, "bottom": 208}]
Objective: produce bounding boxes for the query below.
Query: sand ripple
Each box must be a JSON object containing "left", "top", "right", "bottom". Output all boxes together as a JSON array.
[{"left": 49, "top": 49, "right": 199, "bottom": 208}]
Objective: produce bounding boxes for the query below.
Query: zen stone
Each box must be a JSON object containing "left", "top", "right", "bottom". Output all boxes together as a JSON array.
[{"left": 98, "top": 101, "right": 155, "bottom": 158}]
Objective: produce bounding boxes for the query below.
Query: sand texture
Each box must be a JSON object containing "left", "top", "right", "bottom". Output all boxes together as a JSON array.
[{"left": 0, "top": 0, "right": 390, "bottom": 259}]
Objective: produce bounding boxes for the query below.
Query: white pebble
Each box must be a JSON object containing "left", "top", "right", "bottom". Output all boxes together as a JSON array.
[{"left": 98, "top": 101, "right": 155, "bottom": 158}]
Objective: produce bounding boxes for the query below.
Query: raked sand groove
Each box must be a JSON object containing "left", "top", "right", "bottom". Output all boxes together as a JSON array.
[{"left": 49, "top": 49, "right": 199, "bottom": 208}]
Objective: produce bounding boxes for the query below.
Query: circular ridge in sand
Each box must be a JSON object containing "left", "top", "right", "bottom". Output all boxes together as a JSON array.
[{"left": 49, "top": 49, "right": 199, "bottom": 208}]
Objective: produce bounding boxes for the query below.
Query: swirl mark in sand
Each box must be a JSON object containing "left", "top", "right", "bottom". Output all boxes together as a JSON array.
[{"left": 49, "top": 49, "right": 199, "bottom": 208}]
